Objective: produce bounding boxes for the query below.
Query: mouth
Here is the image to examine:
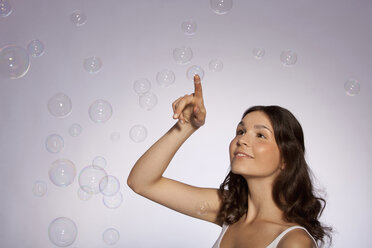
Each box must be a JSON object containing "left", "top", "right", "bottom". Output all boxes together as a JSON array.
[{"left": 234, "top": 152, "right": 254, "bottom": 159}]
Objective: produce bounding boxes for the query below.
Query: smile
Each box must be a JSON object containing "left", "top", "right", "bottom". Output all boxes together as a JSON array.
[{"left": 234, "top": 152, "right": 254, "bottom": 159}]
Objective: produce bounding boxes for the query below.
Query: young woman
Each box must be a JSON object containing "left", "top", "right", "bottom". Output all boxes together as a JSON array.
[{"left": 127, "top": 75, "right": 331, "bottom": 247}]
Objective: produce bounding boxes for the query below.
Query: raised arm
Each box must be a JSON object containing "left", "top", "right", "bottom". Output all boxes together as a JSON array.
[{"left": 127, "top": 75, "right": 222, "bottom": 225}]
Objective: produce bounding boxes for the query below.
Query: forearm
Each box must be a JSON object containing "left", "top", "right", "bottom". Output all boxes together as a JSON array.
[{"left": 127, "top": 122, "right": 198, "bottom": 194}]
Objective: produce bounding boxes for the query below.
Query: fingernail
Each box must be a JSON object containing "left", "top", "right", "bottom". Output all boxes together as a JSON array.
[
  {"left": 194, "top": 74, "right": 200, "bottom": 83},
  {"left": 173, "top": 113, "right": 178, "bottom": 118}
]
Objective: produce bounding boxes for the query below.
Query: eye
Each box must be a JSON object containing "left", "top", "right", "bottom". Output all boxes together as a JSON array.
[
  {"left": 236, "top": 129, "right": 245, "bottom": 135},
  {"left": 256, "top": 133, "right": 266, "bottom": 139}
]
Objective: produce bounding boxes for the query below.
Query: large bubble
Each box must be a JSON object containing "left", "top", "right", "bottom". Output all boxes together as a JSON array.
[
  {"left": 89, "top": 99, "right": 112, "bottom": 123},
  {"left": 186, "top": 65, "right": 204, "bottom": 80},
  {"left": 133, "top": 78, "right": 151, "bottom": 95},
  {"left": 48, "top": 217, "right": 77, "bottom": 247},
  {"left": 156, "top": 69, "right": 175, "bottom": 87},
  {"left": 47, "top": 93, "right": 72, "bottom": 118},
  {"left": 99, "top": 175, "right": 120, "bottom": 196},
  {"left": 139, "top": 92, "right": 157, "bottom": 110},
  {"left": 280, "top": 50, "right": 297, "bottom": 66},
  {"left": 27, "top": 39, "right": 45, "bottom": 57},
  {"left": 173, "top": 46, "right": 193, "bottom": 65},
  {"left": 210, "top": 0, "right": 233, "bottom": 14},
  {"left": 103, "top": 228, "right": 120, "bottom": 245},
  {"left": 129, "top": 124, "right": 147, "bottom": 142},
  {"left": 0, "top": 45, "right": 30, "bottom": 79},
  {"left": 49, "top": 159, "right": 76, "bottom": 187},
  {"left": 45, "top": 134, "right": 64, "bottom": 153},
  {"left": 79, "top": 165, "right": 108, "bottom": 194}
]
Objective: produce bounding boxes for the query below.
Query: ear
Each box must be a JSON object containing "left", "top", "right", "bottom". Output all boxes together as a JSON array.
[{"left": 280, "top": 159, "right": 286, "bottom": 170}]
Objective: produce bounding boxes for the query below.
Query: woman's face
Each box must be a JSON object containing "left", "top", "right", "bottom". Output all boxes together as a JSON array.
[{"left": 229, "top": 111, "right": 283, "bottom": 179}]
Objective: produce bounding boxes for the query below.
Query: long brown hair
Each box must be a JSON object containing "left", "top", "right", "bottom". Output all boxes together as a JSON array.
[{"left": 217, "top": 105, "right": 332, "bottom": 246}]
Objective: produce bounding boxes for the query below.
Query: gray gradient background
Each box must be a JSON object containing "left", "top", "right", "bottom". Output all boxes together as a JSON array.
[{"left": 0, "top": 0, "right": 371, "bottom": 247}]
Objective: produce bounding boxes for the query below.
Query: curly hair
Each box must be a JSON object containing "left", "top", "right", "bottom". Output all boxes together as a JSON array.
[{"left": 216, "top": 105, "right": 332, "bottom": 246}]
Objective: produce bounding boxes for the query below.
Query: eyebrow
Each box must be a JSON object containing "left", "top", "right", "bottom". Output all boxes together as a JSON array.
[{"left": 238, "top": 121, "right": 273, "bottom": 133}]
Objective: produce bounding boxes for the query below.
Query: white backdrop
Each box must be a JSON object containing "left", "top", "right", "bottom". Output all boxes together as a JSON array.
[{"left": 0, "top": 0, "right": 371, "bottom": 247}]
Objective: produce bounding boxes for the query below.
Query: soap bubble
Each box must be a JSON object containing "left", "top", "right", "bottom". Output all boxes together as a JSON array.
[
  {"left": 156, "top": 69, "right": 175, "bottom": 87},
  {"left": 49, "top": 159, "right": 76, "bottom": 187},
  {"left": 48, "top": 217, "right": 77, "bottom": 247},
  {"left": 210, "top": 0, "right": 233, "bottom": 14},
  {"left": 70, "top": 10, "right": 87, "bottom": 26},
  {"left": 33, "top": 180, "right": 47, "bottom": 197},
  {"left": 83, "top": 56, "right": 102, "bottom": 73},
  {"left": 173, "top": 46, "right": 193, "bottom": 65},
  {"left": 77, "top": 187, "right": 92, "bottom": 201},
  {"left": 0, "top": 45, "right": 30, "bottom": 79},
  {"left": 45, "top": 134, "right": 64, "bottom": 153},
  {"left": 68, "top": 123, "right": 82, "bottom": 137},
  {"left": 103, "top": 192, "right": 123, "bottom": 209},
  {"left": 27, "top": 39, "right": 45, "bottom": 57},
  {"left": 280, "top": 50, "right": 297, "bottom": 66},
  {"left": 47, "top": 93, "right": 72, "bottom": 118},
  {"left": 209, "top": 59, "right": 223, "bottom": 72},
  {"left": 252, "top": 48, "right": 265, "bottom": 59},
  {"left": 344, "top": 79, "right": 360, "bottom": 96},
  {"left": 186, "top": 65, "right": 204, "bottom": 80},
  {"left": 79, "top": 165, "right": 108, "bottom": 194},
  {"left": 181, "top": 19, "right": 197, "bottom": 36},
  {"left": 129, "top": 124, "right": 147, "bottom": 142},
  {"left": 0, "top": 0, "right": 12, "bottom": 17},
  {"left": 133, "top": 78, "right": 151, "bottom": 95},
  {"left": 139, "top": 92, "right": 157, "bottom": 110},
  {"left": 103, "top": 228, "right": 120, "bottom": 245},
  {"left": 89, "top": 99, "right": 112, "bottom": 123},
  {"left": 110, "top": 132, "right": 120, "bottom": 142},
  {"left": 92, "top": 156, "right": 106, "bottom": 168},
  {"left": 99, "top": 175, "right": 120, "bottom": 196}
]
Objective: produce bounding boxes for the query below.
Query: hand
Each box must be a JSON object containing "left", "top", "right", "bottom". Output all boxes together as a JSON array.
[{"left": 172, "top": 74, "right": 206, "bottom": 129}]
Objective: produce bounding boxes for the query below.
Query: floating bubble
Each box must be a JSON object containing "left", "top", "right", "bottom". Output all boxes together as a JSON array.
[
  {"left": 27, "top": 39, "right": 45, "bottom": 57},
  {"left": 83, "top": 56, "right": 102, "bottom": 73},
  {"left": 210, "top": 0, "right": 233, "bottom": 14},
  {"left": 0, "top": 0, "right": 12, "bottom": 17},
  {"left": 252, "top": 48, "right": 265, "bottom": 59},
  {"left": 45, "top": 134, "right": 64, "bottom": 153},
  {"left": 209, "top": 59, "right": 223, "bottom": 72},
  {"left": 92, "top": 156, "right": 106, "bottom": 168},
  {"left": 139, "top": 92, "right": 157, "bottom": 110},
  {"left": 0, "top": 45, "right": 30, "bottom": 79},
  {"left": 89, "top": 99, "right": 112, "bottom": 123},
  {"left": 103, "top": 228, "right": 120, "bottom": 245},
  {"left": 48, "top": 217, "right": 77, "bottom": 247},
  {"left": 68, "top": 123, "right": 82, "bottom": 137},
  {"left": 48, "top": 93, "right": 72, "bottom": 118},
  {"left": 70, "top": 10, "right": 87, "bottom": 26},
  {"left": 77, "top": 187, "right": 92, "bottom": 201},
  {"left": 49, "top": 159, "right": 76, "bottom": 187},
  {"left": 99, "top": 175, "right": 120, "bottom": 196},
  {"left": 156, "top": 69, "right": 175, "bottom": 87},
  {"left": 344, "top": 79, "right": 360, "bottom": 96},
  {"left": 33, "top": 180, "right": 47, "bottom": 197},
  {"left": 79, "top": 165, "right": 108, "bottom": 194},
  {"left": 186, "top": 65, "right": 204, "bottom": 80},
  {"left": 129, "top": 125, "right": 147, "bottom": 142},
  {"left": 173, "top": 46, "right": 193, "bottom": 65},
  {"left": 110, "top": 132, "right": 120, "bottom": 142},
  {"left": 280, "top": 50, "right": 297, "bottom": 66},
  {"left": 133, "top": 78, "right": 151, "bottom": 95},
  {"left": 181, "top": 19, "right": 197, "bottom": 36},
  {"left": 103, "top": 192, "right": 123, "bottom": 209}
]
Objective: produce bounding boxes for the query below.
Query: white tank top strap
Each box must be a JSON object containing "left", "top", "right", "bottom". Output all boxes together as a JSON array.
[
  {"left": 211, "top": 224, "right": 229, "bottom": 248},
  {"left": 266, "top": 225, "right": 318, "bottom": 248}
]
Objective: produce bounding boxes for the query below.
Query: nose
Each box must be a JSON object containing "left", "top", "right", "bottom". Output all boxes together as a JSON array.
[{"left": 237, "top": 134, "right": 250, "bottom": 147}]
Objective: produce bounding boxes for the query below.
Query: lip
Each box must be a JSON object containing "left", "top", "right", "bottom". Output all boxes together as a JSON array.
[{"left": 234, "top": 151, "right": 254, "bottom": 159}]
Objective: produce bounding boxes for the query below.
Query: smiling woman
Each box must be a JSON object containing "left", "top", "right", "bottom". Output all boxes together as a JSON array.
[{"left": 127, "top": 75, "right": 332, "bottom": 248}]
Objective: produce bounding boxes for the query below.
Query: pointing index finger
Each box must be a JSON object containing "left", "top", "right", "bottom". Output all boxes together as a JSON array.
[{"left": 193, "top": 74, "right": 203, "bottom": 99}]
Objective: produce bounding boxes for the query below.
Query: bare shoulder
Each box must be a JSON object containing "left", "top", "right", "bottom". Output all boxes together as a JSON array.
[{"left": 277, "top": 228, "right": 316, "bottom": 248}]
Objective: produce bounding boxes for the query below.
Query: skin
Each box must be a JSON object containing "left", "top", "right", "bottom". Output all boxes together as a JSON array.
[{"left": 127, "top": 75, "right": 315, "bottom": 247}]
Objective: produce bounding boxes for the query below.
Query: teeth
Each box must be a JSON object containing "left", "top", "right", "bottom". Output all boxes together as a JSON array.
[{"left": 236, "top": 153, "right": 247, "bottom": 157}]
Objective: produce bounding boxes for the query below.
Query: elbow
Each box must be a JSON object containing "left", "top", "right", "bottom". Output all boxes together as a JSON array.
[{"left": 127, "top": 175, "right": 143, "bottom": 195}]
